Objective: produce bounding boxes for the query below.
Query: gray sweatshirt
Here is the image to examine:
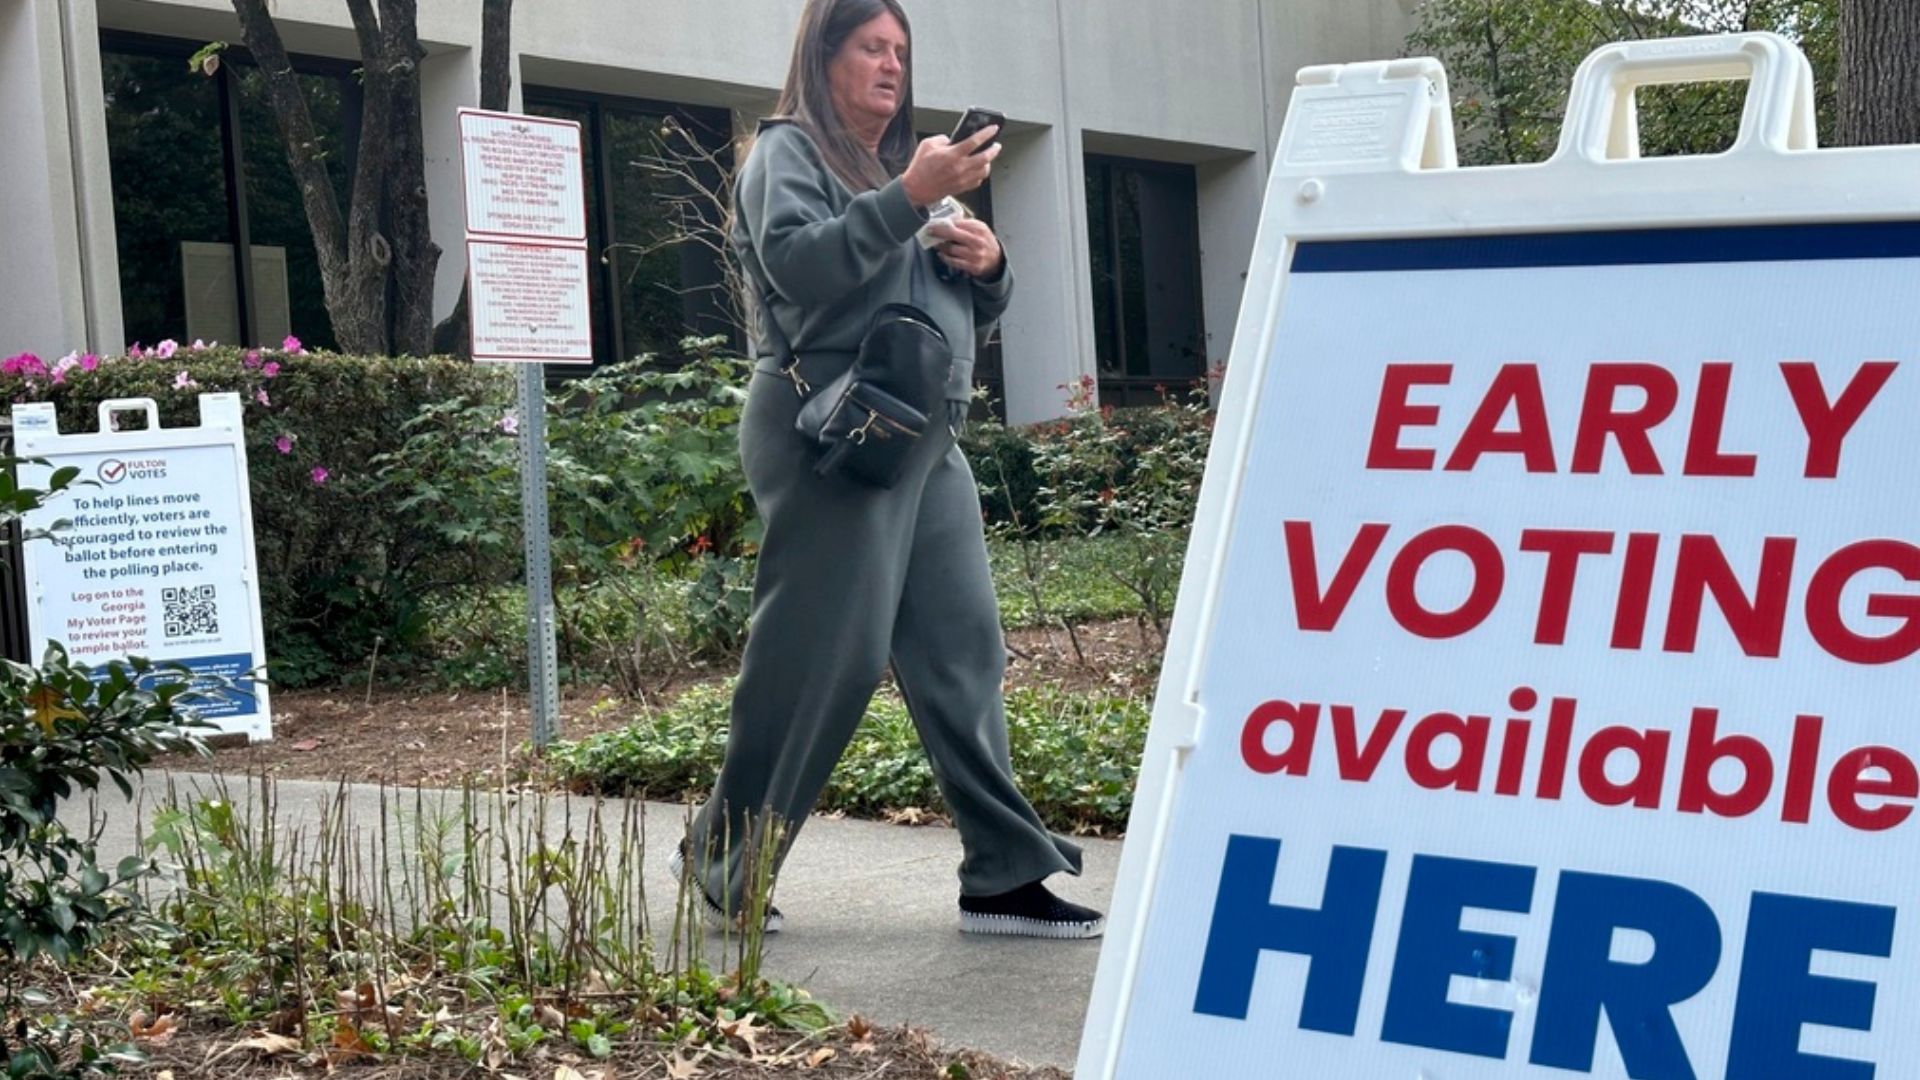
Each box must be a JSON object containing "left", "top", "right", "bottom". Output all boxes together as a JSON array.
[{"left": 732, "top": 120, "right": 1015, "bottom": 403}]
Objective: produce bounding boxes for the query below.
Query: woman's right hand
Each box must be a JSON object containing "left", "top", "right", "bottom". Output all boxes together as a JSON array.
[{"left": 901, "top": 126, "right": 1002, "bottom": 208}]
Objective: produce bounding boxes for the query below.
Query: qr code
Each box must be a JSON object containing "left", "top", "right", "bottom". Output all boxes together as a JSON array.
[{"left": 163, "top": 585, "right": 218, "bottom": 639}]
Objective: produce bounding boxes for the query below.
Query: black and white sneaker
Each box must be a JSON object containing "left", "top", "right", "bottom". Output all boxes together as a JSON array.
[
  {"left": 668, "top": 843, "right": 784, "bottom": 934},
  {"left": 959, "top": 881, "right": 1105, "bottom": 940}
]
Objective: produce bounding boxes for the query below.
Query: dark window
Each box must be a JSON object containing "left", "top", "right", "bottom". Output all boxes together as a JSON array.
[
  {"left": 101, "top": 31, "right": 356, "bottom": 351},
  {"left": 526, "top": 89, "right": 735, "bottom": 368},
  {"left": 1085, "top": 154, "right": 1206, "bottom": 407}
]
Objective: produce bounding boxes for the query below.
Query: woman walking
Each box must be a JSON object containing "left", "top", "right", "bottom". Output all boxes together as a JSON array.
[{"left": 676, "top": 0, "right": 1102, "bottom": 940}]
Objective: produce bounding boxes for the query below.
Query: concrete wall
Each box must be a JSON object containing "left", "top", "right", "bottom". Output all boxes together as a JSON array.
[
  {"left": 8, "top": 0, "right": 1418, "bottom": 420},
  {"left": 2, "top": 0, "right": 122, "bottom": 361}
]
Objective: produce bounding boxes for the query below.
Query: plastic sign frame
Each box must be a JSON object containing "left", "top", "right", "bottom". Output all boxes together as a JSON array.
[
  {"left": 13, "top": 394, "right": 273, "bottom": 742},
  {"left": 1077, "top": 32, "right": 1920, "bottom": 1080}
]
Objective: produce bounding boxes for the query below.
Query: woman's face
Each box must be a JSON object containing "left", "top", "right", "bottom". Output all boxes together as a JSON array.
[{"left": 828, "top": 11, "right": 909, "bottom": 133}]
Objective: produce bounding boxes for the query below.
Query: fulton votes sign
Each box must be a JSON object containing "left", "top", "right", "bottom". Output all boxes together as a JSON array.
[
  {"left": 12, "top": 395, "right": 272, "bottom": 741},
  {"left": 1078, "top": 34, "right": 1920, "bottom": 1080}
]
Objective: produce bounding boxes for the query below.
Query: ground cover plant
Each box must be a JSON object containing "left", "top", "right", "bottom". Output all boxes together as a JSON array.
[
  {"left": 5, "top": 775, "right": 1066, "bottom": 1079},
  {"left": 548, "top": 681, "right": 1150, "bottom": 836}
]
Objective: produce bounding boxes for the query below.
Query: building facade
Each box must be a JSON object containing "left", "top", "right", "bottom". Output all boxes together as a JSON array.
[{"left": 3, "top": 0, "right": 1412, "bottom": 424}]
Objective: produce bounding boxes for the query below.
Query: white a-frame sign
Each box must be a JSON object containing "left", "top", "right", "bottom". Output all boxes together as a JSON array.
[{"left": 1079, "top": 33, "right": 1920, "bottom": 1080}]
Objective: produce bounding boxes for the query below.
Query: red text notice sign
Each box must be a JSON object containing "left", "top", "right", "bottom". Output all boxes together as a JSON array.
[{"left": 468, "top": 240, "right": 592, "bottom": 364}]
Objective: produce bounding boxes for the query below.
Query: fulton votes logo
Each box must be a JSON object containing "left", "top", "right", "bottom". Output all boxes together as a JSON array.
[{"left": 96, "top": 458, "right": 167, "bottom": 484}]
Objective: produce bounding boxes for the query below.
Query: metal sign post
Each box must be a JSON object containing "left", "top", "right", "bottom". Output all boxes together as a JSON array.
[
  {"left": 516, "top": 364, "right": 560, "bottom": 748},
  {"left": 457, "top": 108, "right": 594, "bottom": 750}
]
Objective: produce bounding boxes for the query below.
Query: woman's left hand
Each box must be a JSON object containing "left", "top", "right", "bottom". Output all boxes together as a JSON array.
[{"left": 929, "top": 217, "right": 1004, "bottom": 278}]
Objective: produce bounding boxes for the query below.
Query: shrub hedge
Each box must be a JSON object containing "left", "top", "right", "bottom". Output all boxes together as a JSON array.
[
  {"left": 3, "top": 341, "right": 1208, "bottom": 691},
  {"left": 3, "top": 343, "right": 509, "bottom": 684}
]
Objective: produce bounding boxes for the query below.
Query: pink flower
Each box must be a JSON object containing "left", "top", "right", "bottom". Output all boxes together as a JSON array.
[
  {"left": 173, "top": 370, "right": 196, "bottom": 390},
  {"left": 2, "top": 352, "right": 46, "bottom": 377},
  {"left": 274, "top": 434, "right": 295, "bottom": 455},
  {"left": 156, "top": 339, "right": 178, "bottom": 360},
  {"left": 190, "top": 338, "right": 210, "bottom": 351},
  {"left": 79, "top": 353, "right": 99, "bottom": 372},
  {"left": 310, "top": 466, "right": 329, "bottom": 485},
  {"left": 282, "top": 335, "right": 304, "bottom": 354},
  {"left": 262, "top": 361, "right": 280, "bottom": 378},
  {"left": 254, "top": 389, "right": 271, "bottom": 407},
  {"left": 243, "top": 349, "right": 263, "bottom": 369},
  {"left": 496, "top": 412, "right": 519, "bottom": 435}
]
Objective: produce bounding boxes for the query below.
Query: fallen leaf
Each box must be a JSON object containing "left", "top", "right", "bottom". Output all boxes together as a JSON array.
[
  {"left": 156, "top": 1072, "right": 174, "bottom": 1080},
  {"left": 333, "top": 1022, "right": 378, "bottom": 1056},
  {"left": 553, "top": 1067, "right": 587, "bottom": 1080},
  {"left": 846, "top": 1014, "right": 873, "bottom": 1041},
  {"left": 130, "top": 1011, "right": 179, "bottom": 1044},
  {"left": 665, "top": 1051, "right": 703, "bottom": 1079},
  {"left": 806, "top": 1047, "right": 837, "bottom": 1067},
  {"left": 204, "top": 1030, "right": 304, "bottom": 1067},
  {"left": 720, "top": 1014, "right": 766, "bottom": 1057},
  {"left": 290, "top": 739, "right": 322, "bottom": 752},
  {"left": 237, "top": 1032, "right": 302, "bottom": 1056},
  {"left": 264, "top": 1006, "right": 304, "bottom": 1035}
]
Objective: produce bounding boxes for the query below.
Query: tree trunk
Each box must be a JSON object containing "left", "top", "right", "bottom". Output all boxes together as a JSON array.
[
  {"left": 381, "top": 0, "right": 441, "bottom": 356},
  {"left": 1837, "top": 0, "right": 1920, "bottom": 147},
  {"left": 229, "top": 0, "right": 366, "bottom": 349},
  {"left": 433, "top": 0, "right": 515, "bottom": 358}
]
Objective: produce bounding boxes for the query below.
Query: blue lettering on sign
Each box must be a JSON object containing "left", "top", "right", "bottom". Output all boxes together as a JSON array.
[
  {"left": 1727, "top": 893, "right": 1895, "bottom": 1080},
  {"left": 1530, "top": 872, "right": 1721, "bottom": 1078},
  {"left": 1191, "top": 835, "right": 1898, "bottom": 1077},
  {"left": 1382, "top": 854, "right": 1536, "bottom": 1059},
  {"left": 1192, "top": 836, "right": 1385, "bottom": 1033}
]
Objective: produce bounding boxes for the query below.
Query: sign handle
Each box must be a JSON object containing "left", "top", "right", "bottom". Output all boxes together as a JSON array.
[
  {"left": 1559, "top": 31, "right": 1819, "bottom": 162},
  {"left": 96, "top": 398, "right": 162, "bottom": 433}
]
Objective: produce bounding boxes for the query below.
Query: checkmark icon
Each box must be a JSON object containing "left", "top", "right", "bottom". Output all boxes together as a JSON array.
[{"left": 99, "top": 460, "right": 127, "bottom": 483}]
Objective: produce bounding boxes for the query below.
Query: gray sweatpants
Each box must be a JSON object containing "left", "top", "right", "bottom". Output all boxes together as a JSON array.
[{"left": 685, "top": 363, "right": 1084, "bottom": 909}]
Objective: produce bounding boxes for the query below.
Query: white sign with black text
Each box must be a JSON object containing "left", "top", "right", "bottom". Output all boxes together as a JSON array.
[{"left": 13, "top": 394, "right": 272, "bottom": 741}]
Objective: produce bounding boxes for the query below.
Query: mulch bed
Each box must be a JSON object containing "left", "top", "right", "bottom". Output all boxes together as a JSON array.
[
  {"left": 161, "top": 619, "right": 1163, "bottom": 793},
  {"left": 133, "top": 1017, "right": 1069, "bottom": 1079}
]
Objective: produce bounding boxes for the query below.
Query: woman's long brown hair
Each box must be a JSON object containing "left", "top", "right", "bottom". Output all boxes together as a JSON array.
[{"left": 761, "top": 0, "right": 917, "bottom": 192}]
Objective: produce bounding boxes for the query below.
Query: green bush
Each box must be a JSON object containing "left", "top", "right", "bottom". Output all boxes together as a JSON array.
[
  {"left": 376, "top": 340, "right": 758, "bottom": 686},
  {"left": 987, "top": 534, "right": 1152, "bottom": 628},
  {"left": 548, "top": 680, "right": 1149, "bottom": 834},
  {"left": 963, "top": 377, "right": 1214, "bottom": 539},
  {"left": 969, "top": 381, "right": 1209, "bottom": 645},
  {"left": 3, "top": 343, "right": 508, "bottom": 686}
]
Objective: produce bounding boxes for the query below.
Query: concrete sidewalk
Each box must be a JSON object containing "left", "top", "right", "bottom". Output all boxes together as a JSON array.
[{"left": 84, "top": 773, "right": 1118, "bottom": 1071}]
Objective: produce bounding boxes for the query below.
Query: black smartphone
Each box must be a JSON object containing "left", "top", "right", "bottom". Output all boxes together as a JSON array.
[{"left": 950, "top": 107, "right": 1005, "bottom": 154}]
